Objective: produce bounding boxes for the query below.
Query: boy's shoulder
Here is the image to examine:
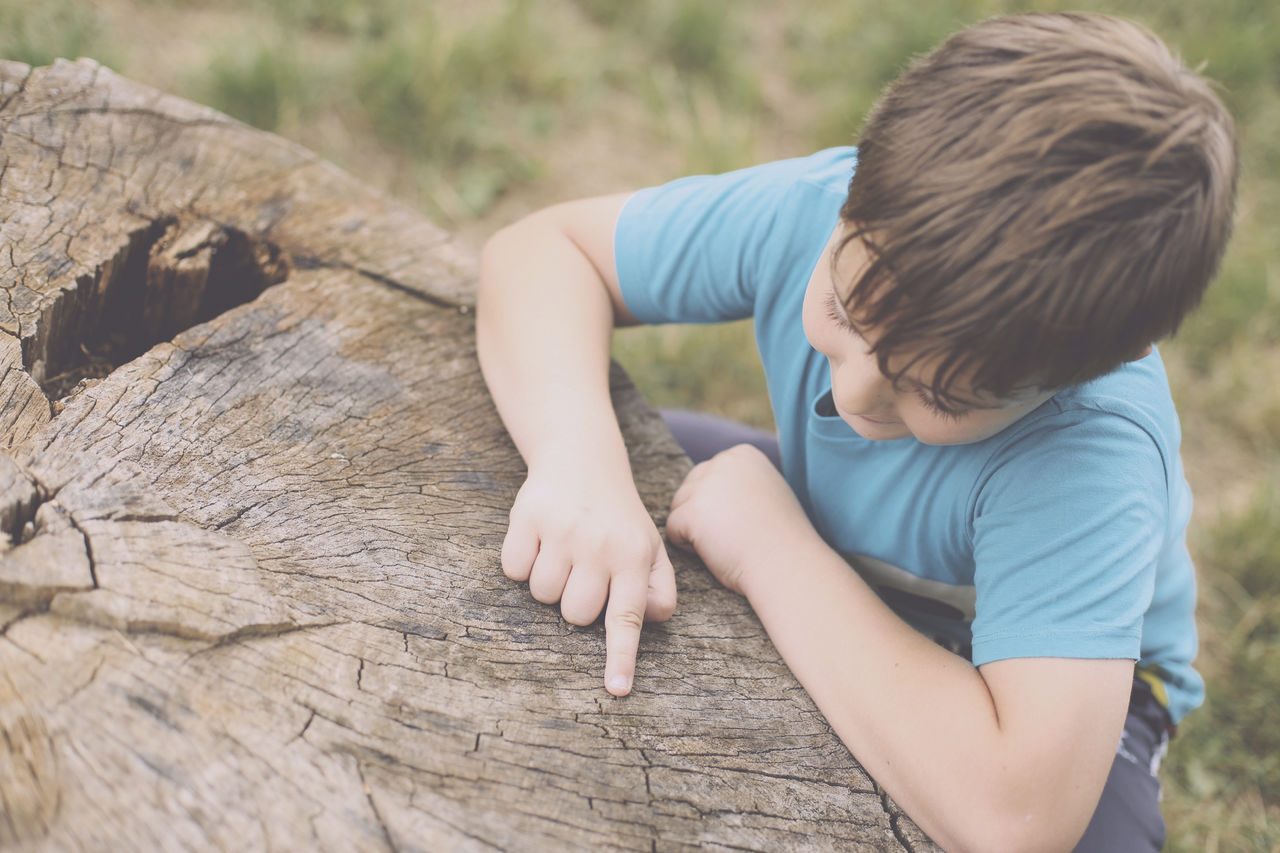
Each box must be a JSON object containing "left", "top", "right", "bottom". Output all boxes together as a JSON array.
[
  {"left": 982, "top": 349, "right": 1183, "bottom": 488},
  {"left": 790, "top": 146, "right": 858, "bottom": 191},
  {"left": 650, "top": 147, "right": 856, "bottom": 202},
  {"left": 1042, "top": 350, "right": 1179, "bottom": 446},
  {"left": 615, "top": 149, "right": 856, "bottom": 327}
]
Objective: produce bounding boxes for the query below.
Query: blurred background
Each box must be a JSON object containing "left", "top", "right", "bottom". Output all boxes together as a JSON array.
[{"left": 2, "top": 1, "right": 1275, "bottom": 848}]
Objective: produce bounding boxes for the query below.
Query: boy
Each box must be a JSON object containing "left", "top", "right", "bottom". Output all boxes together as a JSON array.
[{"left": 476, "top": 12, "right": 1236, "bottom": 852}]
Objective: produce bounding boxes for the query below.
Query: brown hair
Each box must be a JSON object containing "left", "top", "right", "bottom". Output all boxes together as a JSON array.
[{"left": 838, "top": 12, "right": 1237, "bottom": 403}]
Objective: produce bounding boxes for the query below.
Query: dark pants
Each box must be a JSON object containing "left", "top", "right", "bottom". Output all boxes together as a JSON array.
[
  {"left": 661, "top": 409, "right": 1170, "bottom": 852},
  {"left": 660, "top": 409, "right": 783, "bottom": 470},
  {"left": 1074, "top": 678, "right": 1169, "bottom": 852}
]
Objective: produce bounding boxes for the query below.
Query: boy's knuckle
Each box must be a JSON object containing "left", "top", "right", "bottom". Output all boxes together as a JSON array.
[
  {"left": 648, "top": 595, "right": 677, "bottom": 622},
  {"left": 586, "top": 529, "right": 645, "bottom": 565},
  {"left": 527, "top": 580, "right": 556, "bottom": 604},
  {"left": 620, "top": 530, "right": 655, "bottom": 561},
  {"left": 561, "top": 600, "right": 600, "bottom": 626},
  {"left": 608, "top": 606, "right": 645, "bottom": 633},
  {"left": 499, "top": 546, "right": 530, "bottom": 582},
  {"left": 587, "top": 525, "right": 617, "bottom": 551},
  {"left": 544, "top": 513, "right": 574, "bottom": 537},
  {"left": 500, "top": 557, "right": 524, "bottom": 581}
]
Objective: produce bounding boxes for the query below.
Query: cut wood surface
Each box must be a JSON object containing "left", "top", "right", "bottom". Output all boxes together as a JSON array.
[{"left": 0, "top": 59, "right": 937, "bottom": 852}]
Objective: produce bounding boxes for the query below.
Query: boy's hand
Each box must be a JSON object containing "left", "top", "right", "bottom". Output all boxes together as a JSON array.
[
  {"left": 666, "top": 444, "right": 816, "bottom": 595},
  {"left": 501, "top": 467, "right": 677, "bottom": 697}
]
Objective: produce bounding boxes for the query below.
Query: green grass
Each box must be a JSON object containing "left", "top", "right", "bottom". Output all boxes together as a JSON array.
[
  {"left": 184, "top": 1, "right": 570, "bottom": 221},
  {"left": 258, "top": 0, "right": 401, "bottom": 38},
  {"left": 199, "top": 37, "right": 310, "bottom": 133},
  {"left": 1165, "top": 475, "right": 1280, "bottom": 851},
  {"left": 352, "top": 2, "right": 560, "bottom": 215},
  {"left": 0, "top": 1, "right": 117, "bottom": 68},
  {"left": 9, "top": 1, "right": 1279, "bottom": 848},
  {"left": 658, "top": 0, "right": 755, "bottom": 107},
  {"left": 613, "top": 321, "right": 774, "bottom": 429},
  {"left": 1106, "top": 0, "right": 1280, "bottom": 367},
  {"left": 787, "top": 0, "right": 993, "bottom": 147}
]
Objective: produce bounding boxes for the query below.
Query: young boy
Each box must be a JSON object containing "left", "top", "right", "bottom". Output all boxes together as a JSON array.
[{"left": 476, "top": 12, "right": 1236, "bottom": 852}]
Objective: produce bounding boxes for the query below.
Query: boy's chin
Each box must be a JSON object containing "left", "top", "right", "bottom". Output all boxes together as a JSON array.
[{"left": 844, "top": 414, "right": 1003, "bottom": 446}]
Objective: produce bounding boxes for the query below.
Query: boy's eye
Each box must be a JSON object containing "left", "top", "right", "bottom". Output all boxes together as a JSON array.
[
  {"left": 822, "top": 288, "right": 975, "bottom": 423},
  {"left": 824, "top": 291, "right": 855, "bottom": 332},
  {"left": 916, "top": 389, "right": 969, "bottom": 421}
]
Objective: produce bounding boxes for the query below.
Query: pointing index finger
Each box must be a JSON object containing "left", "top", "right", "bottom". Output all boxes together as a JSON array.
[{"left": 603, "top": 567, "right": 649, "bottom": 697}]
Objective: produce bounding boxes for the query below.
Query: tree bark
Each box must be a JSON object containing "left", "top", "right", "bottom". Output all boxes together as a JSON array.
[{"left": 0, "top": 59, "right": 937, "bottom": 852}]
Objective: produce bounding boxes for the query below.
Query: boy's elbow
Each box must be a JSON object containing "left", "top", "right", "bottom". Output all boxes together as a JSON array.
[
  {"left": 950, "top": 824, "right": 1079, "bottom": 853},
  {"left": 936, "top": 798, "right": 1091, "bottom": 853},
  {"left": 477, "top": 211, "right": 562, "bottom": 296},
  {"left": 478, "top": 222, "right": 523, "bottom": 288}
]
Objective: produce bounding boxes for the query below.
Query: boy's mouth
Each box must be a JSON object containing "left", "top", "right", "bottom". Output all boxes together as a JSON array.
[{"left": 853, "top": 413, "right": 899, "bottom": 425}]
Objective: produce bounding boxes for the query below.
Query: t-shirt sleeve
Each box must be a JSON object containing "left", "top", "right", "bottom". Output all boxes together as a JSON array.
[
  {"left": 968, "top": 412, "right": 1170, "bottom": 666},
  {"left": 613, "top": 156, "right": 828, "bottom": 325}
]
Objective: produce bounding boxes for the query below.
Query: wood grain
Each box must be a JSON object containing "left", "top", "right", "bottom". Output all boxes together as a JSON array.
[{"left": 0, "top": 59, "right": 935, "bottom": 852}]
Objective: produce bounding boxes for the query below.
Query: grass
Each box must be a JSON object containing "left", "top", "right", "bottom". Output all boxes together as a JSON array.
[
  {"left": 180, "top": 0, "right": 569, "bottom": 222},
  {"left": 787, "top": 0, "right": 991, "bottom": 148},
  {"left": 613, "top": 321, "right": 773, "bottom": 429},
  {"left": 199, "top": 36, "right": 310, "bottom": 133},
  {"left": 348, "top": 5, "right": 553, "bottom": 218},
  {"left": 1166, "top": 477, "right": 1280, "bottom": 851},
  {"left": 258, "top": 0, "right": 401, "bottom": 38},
  {"left": 0, "top": 1, "right": 117, "bottom": 68},
  {"left": 7, "top": 0, "right": 1278, "bottom": 847}
]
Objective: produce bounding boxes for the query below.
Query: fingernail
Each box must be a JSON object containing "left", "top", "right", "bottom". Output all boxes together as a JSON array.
[{"left": 607, "top": 674, "right": 631, "bottom": 695}]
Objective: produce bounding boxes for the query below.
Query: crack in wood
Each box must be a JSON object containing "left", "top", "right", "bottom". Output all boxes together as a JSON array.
[
  {"left": 63, "top": 512, "right": 98, "bottom": 590},
  {"left": 0, "top": 63, "right": 35, "bottom": 115},
  {"left": 0, "top": 59, "right": 942, "bottom": 851},
  {"left": 878, "top": 781, "right": 922, "bottom": 852},
  {"left": 0, "top": 460, "right": 43, "bottom": 549},
  {"left": 23, "top": 106, "right": 235, "bottom": 130},
  {"left": 21, "top": 216, "right": 290, "bottom": 406},
  {"left": 356, "top": 762, "right": 399, "bottom": 853},
  {"left": 293, "top": 708, "right": 317, "bottom": 744},
  {"left": 290, "top": 254, "right": 468, "bottom": 312}
]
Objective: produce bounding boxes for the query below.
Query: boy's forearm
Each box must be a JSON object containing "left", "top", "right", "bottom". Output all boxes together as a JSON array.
[
  {"left": 476, "top": 216, "right": 630, "bottom": 474},
  {"left": 478, "top": 206, "right": 679, "bottom": 696},
  {"left": 740, "top": 538, "right": 1120, "bottom": 853}
]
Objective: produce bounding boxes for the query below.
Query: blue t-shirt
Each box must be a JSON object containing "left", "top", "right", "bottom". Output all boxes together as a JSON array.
[{"left": 614, "top": 147, "right": 1203, "bottom": 723}]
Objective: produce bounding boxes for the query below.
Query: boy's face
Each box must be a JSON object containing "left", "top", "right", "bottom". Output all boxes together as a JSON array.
[{"left": 802, "top": 227, "right": 1055, "bottom": 445}]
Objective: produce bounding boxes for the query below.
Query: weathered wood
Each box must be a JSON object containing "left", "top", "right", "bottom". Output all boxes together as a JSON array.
[{"left": 0, "top": 59, "right": 937, "bottom": 851}]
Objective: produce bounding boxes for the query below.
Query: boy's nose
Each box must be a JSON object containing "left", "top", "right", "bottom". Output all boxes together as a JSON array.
[{"left": 832, "top": 353, "right": 897, "bottom": 419}]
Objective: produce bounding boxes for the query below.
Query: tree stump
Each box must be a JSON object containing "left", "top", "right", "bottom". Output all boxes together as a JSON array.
[{"left": 0, "top": 59, "right": 937, "bottom": 852}]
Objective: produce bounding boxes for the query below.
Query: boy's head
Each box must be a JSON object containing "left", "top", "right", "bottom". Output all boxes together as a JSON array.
[{"left": 837, "top": 12, "right": 1238, "bottom": 405}]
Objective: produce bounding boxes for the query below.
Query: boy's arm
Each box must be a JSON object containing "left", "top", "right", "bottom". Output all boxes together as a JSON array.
[
  {"left": 476, "top": 194, "right": 677, "bottom": 697},
  {"left": 667, "top": 445, "right": 1132, "bottom": 853}
]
